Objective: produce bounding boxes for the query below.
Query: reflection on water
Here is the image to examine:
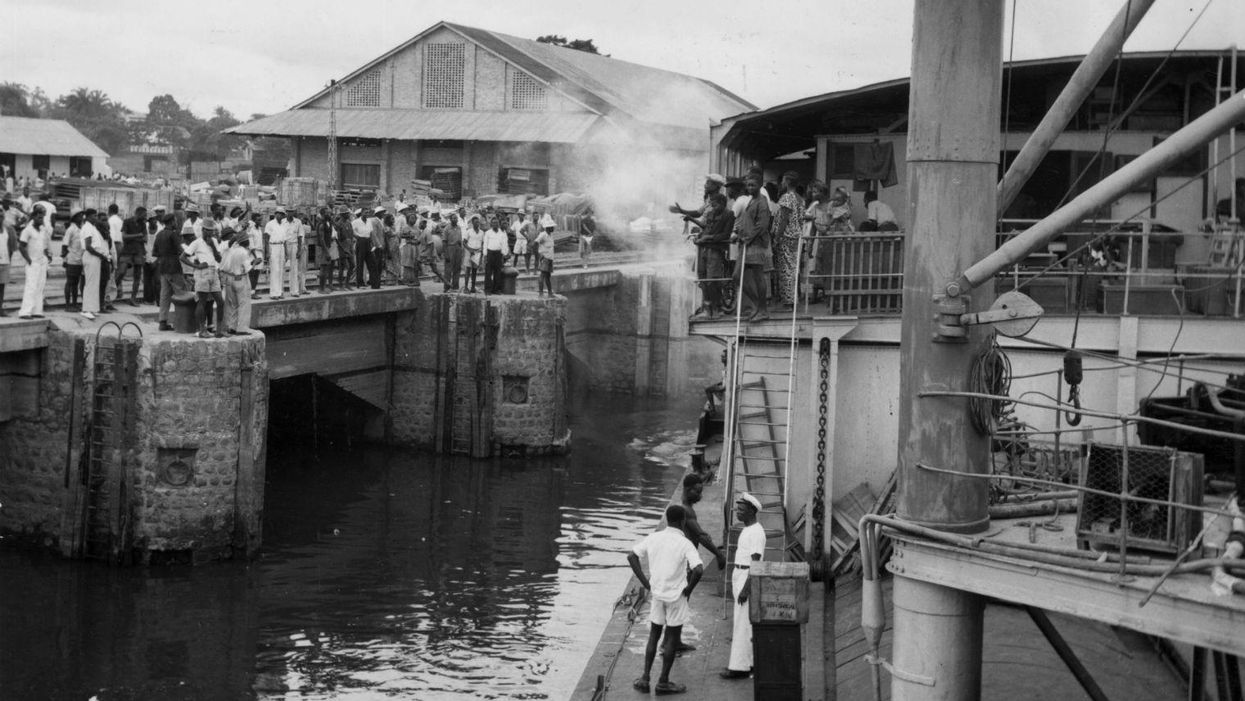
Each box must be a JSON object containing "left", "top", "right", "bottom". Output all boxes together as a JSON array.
[{"left": 0, "top": 394, "right": 699, "bottom": 700}]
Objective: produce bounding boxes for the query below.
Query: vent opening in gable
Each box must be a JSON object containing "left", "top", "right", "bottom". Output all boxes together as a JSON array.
[
  {"left": 424, "top": 43, "right": 465, "bottom": 109},
  {"left": 511, "top": 72, "right": 548, "bottom": 111},
  {"left": 345, "top": 70, "right": 382, "bottom": 107}
]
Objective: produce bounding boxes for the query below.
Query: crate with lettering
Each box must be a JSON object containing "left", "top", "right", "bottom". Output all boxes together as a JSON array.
[{"left": 748, "top": 561, "right": 810, "bottom": 624}]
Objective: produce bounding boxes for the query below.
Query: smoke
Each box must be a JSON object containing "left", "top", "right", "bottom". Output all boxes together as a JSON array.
[{"left": 563, "top": 80, "right": 723, "bottom": 264}]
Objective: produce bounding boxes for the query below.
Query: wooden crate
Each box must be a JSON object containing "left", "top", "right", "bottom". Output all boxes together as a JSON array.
[{"left": 748, "top": 561, "right": 810, "bottom": 624}]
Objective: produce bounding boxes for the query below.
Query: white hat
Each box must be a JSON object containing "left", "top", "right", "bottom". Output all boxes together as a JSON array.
[
  {"left": 373, "top": 206, "right": 387, "bottom": 215},
  {"left": 395, "top": 203, "right": 409, "bottom": 213},
  {"left": 706, "top": 173, "right": 726, "bottom": 185},
  {"left": 736, "top": 493, "right": 763, "bottom": 513},
  {"left": 352, "top": 208, "right": 363, "bottom": 217}
]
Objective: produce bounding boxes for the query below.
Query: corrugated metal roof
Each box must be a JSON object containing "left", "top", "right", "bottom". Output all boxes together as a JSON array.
[
  {"left": 226, "top": 109, "right": 601, "bottom": 143},
  {"left": 0, "top": 116, "right": 109, "bottom": 158}
]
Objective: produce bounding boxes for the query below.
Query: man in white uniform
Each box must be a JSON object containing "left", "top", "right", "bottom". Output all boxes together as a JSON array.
[
  {"left": 722, "top": 492, "right": 765, "bottom": 680},
  {"left": 627, "top": 504, "right": 704, "bottom": 696},
  {"left": 264, "top": 208, "right": 291, "bottom": 299},
  {"left": 17, "top": 205, "right": 53, "bottom": 319}
]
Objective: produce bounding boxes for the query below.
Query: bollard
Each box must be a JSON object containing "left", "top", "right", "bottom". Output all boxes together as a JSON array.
[
  {"left": 501, "top": 266, "right": 519, "bottom": 295},
  {"left": 749, "top": 561, "right": 810, "bottom": 701},
  {"left": 171, "top": 292, "right": 198, "bottom": 333}
]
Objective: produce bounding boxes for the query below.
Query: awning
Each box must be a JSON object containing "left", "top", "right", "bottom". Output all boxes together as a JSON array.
[{"left": 226, "top": 109, "right": 602, "bottom": 143}]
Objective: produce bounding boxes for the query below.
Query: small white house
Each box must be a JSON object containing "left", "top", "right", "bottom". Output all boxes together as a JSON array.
[{"left": 0, "top": 116, "right": 109, "bottom": 183}]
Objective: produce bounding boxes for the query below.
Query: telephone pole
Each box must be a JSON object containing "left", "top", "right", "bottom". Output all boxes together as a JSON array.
[{"left": 327, "top": 79, "right": 338, "bottom": 190}]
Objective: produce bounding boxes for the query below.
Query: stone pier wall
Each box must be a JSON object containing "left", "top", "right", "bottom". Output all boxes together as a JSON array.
[
  {"left": 0, "top": 325, "right": 267, "bottom": 561},
  {"left": 560, "top": 263, "right": 721, "bottom": 396},
  {"left": 390, "top": 293, "right": 570, "bottom": 456}
]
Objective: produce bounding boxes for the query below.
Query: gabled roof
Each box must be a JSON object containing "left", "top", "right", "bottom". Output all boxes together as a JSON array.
[
  {"left": 288, "top": 20, "right": 754, "bottom": 130},
  {"left": 0, "top": 116, "right": 108, "bottom": 158}
]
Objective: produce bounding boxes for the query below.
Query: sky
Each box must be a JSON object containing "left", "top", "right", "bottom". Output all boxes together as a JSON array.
[{"left": 2, "top": 0, "right": 1243, "bottom": 121}]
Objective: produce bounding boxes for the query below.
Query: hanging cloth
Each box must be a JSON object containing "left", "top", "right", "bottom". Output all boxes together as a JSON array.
[{"left": 853, "top": 141, "right": 898, "bottom": 188}]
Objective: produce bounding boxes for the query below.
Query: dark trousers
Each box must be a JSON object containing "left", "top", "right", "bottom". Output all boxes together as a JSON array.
[
  {"left": 741, "top": 263, "right": 767, "bottom": 318},
  {"left": 65, "top": 264, "right": 83, "bottom": 306},
  {"left": 99, "top": 260, "right": 112, "bottom": 308},
  {"left": 484, "top": 250, "right": 504, "bottom": 294},
  {"left": 444, "top": 245, "right": 462, "bottom": 289},
  {"left": 142, "top": 262, "right": 157, "bottom": 303},
  {"left": 355, "top": 238, "right": 371, "bottom": 288}
]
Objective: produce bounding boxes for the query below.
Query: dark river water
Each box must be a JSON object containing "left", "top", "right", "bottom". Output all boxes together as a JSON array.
[{"left": 0, "top": 393, "right": 699, "bottom": 700}]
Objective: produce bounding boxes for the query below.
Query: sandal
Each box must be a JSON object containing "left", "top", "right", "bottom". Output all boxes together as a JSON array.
[
  {"left": 632, "top": 678, "right": 650, "bottom": 693},
  {"left": 654, "top": 681, "right": 686, "bottom": 695}
]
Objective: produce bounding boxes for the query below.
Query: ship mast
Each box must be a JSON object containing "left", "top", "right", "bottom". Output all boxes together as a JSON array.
[{"left": 891, "top": 1, "right": 1003, "bottom": 698}]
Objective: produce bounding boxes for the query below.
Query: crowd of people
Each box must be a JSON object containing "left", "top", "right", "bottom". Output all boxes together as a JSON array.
[
  {"left": 0, "top": 193, "right": 569, "bottom": 332},
  {"left": 674, "top": 168, "right": 897, "bottom": 322}
]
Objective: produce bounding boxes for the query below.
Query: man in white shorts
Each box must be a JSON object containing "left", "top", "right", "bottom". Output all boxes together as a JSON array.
[{"left": 626, "top": 504, "right": 704, "bottom": 696}]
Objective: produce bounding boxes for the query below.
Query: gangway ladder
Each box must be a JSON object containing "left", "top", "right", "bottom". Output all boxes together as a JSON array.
[
  {"left": 80, "top": 322, "right": 142, "bottom": 563},
  {"left": 725, "top": 343, "right": 804, "bottom": 564}
]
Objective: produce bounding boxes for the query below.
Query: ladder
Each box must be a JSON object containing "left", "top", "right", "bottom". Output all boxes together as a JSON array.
[
  {"left": 81, "top": 322, "right": 142, "bottom": 563},
  {"left": 723, "top": 339, "right": 803, "bottom": 564}
]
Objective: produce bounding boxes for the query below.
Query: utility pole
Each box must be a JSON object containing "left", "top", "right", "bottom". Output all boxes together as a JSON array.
[
  {"left": 892, "top": 1, "right": 1003, "bottom": 699},
  {"left": 327, "top": 79, "right": 338, "bottom": 190}
]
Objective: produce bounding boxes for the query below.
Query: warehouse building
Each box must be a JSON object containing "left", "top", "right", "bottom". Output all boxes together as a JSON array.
[{"left": 227, "top": 21, "right": 753, "bottom": 200}]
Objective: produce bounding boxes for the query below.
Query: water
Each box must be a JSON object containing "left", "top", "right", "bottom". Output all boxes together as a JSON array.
[{"left": 0, "top": 393, "right": 700, "bottom": 700}]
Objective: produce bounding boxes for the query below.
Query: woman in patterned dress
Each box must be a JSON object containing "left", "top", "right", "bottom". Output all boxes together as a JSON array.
[{"left": 773, "top": 171, "right": 804, "bottom": 308}]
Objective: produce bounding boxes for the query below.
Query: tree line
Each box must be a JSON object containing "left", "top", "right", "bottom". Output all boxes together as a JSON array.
[{"left": 0, "top": 83, "right": 287, "bottom": 166}]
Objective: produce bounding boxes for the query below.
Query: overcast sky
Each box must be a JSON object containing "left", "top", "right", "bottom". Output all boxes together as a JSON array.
[{"left": 3, "top": 0, "right": 1242, "bottom": 121}]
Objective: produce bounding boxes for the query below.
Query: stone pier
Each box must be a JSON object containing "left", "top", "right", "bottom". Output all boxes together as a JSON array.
[{"left": 0, "top": 322, "right": 267, "bottom": 563}]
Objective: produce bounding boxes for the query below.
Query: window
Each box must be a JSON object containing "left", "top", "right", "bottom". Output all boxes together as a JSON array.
[
  {"left": 340, "top": 163, "right": 381, "bottom": 189},
  {"left": 423, "top": 43, "right": 465, "bottom": 109},
  {"left": 511, "top": 72, "right": 547, "bottom": 111},
  {"left": 828, "top": 145, "right": 855, "bottom": 179},
  {"left": 32, "top": 154, "right": 50, "bottom": 176},
  {"left": 345, "top": 69, "right": 382, "bottom": 107}
]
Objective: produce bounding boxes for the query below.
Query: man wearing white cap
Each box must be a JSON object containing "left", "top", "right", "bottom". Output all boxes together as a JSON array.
[
  {"left": 722, "top": 492, "right": 765, "bottom": 680},
  {"left": 264, "top": 207, "right": 291, "bottom": 299}
]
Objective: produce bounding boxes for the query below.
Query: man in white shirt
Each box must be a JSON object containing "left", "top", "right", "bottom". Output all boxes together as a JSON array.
[
  {"left": 264, "top": 208, "right": 291, "bottom": 299},
  {"left": 17, "top": 205, "right": 53, "bottom": 319},
  {"left": 351, "top": 209, "right": 377, "bottom": 289},
  {"left": 482, "top": 216, "right": 509, "bottom": 295},
  {"left": 106, "top": 203, "right": 124, "bottom": 306},
  {"left": 79, "top": 209, "right": 109, "bottom": 319},
  {"left": 861, "top": 190, "right": 900, "bottom": 231},
  {"left": 722, "top": 493, "right": 766, "bottom": 680},
  {"left": 626, "top": 504, "right": 704, "bottom": 696},
  {"left": 286, "top": 210, "right": 306, "bottom": 296}
]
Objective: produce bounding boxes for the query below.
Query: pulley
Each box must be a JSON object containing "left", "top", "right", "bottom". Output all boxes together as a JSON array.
[{"left": 957, "top": 290, "right": 1044, "bottom": 338}]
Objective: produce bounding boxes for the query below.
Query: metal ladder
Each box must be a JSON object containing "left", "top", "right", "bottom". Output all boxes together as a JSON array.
[
  {"left": 723, "top": 339, "right": 803, "bottom": 563},
  {"left": 81, "top": 322, "right": 142, "bottom": 563}
]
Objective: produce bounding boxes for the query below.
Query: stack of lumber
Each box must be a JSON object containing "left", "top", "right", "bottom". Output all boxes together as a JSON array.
[{"left": 830, "top": 470, "right": 898, "bottom": 577}]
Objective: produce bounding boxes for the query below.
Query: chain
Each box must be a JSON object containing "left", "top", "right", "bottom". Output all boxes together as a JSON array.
[{"left": 813, "top": 337, "right": 830, "bottom": 559}]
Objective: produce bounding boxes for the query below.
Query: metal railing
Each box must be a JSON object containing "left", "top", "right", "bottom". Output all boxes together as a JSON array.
[{"left": 803, "top": 232, "right": 905, "bottom": 315}]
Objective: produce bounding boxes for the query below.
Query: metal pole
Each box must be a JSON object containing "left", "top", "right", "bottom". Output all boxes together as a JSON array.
[
  {"left": 962, "top": 89, "right": 1245, "bottom": 291},
  {"left": 997, "top": 0, "right": 1157, "bottom": 215},
  {"left": 892, "top": 1, "right": 1001, "bottom": 699},
  {"left": 1025, "top": 606, "right": 1111, "bottom": 701}
]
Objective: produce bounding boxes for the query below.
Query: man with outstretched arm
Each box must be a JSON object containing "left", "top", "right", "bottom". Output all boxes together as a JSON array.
[{"left": 626, "top": 504, "right": 704, "bottom": 696}]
